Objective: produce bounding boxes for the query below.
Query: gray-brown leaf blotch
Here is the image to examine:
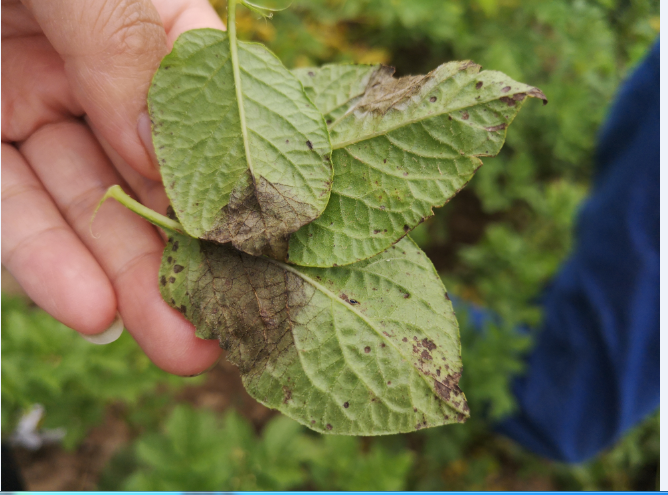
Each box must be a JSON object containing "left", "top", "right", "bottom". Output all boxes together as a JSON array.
[{"left": 160, "top": 232, "right": 469, "bottom": 435}]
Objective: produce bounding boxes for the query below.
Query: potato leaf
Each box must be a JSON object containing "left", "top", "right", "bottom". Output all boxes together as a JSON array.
[
  {"left": 287, "top": 62, "right": 546, "bottom": 267},
  {"left": 160, "top": 233, "right": 469, "bottom": 434},
  {"left": 149, "top": 29, "right": 332, "bottom": 260}
]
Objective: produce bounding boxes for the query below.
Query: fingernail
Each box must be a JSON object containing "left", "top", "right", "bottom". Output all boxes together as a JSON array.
[
  {"left": 81, "top": 312, "right": 124, "bottom": 345},
  {"left": 137, "top": 112, "right": 159, "bottom": 171},
  {"left": 182, "top": 353, "right": 222, "bottom": 378}
]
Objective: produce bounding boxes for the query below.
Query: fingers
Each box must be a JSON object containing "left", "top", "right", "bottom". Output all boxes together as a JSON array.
[
  {"left": 2, "top": 35, "right": 83, "bottom": 142},
  {"left": 19, "top": 120, "right": 222, "bottom": 375},
  {"left": 22, "top": 0, "right": 167, "bottom": 181},
  {"left": 1, "top": 143, "right": 117, "bottom": 334},
  {"left": 152, "top": 0, "right": 226, "bottom": 47}
]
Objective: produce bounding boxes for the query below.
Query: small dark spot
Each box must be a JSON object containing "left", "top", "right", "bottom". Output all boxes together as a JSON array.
[
  {"left": 501, "top": 85, "right": 511, "bottom": 93},
  {"left": 402, "top": 337, "right": 408, "bottom": 342},
  {"left": 326, "top": 119, "right": 332, "bottom": 125},
  {"left": 160, "top": 276, "right": 167, "bottom": 286},
  {"left": 326, "top": 424, "right": 333, "bottom": 431},
  {"left": 172, "top": 241, "right": 179, "bottom": 252},
  {"left": 421, "top": 350, "right": 432, "bottom": 361},
  {"left": 383, "top": 159, "right": 387, "bottom": 163},
  {"left": 387, "top": 381, "right": 391, "bottom": 385},
  {"left": 413, "top": 336, "right": 418, "bottom": 341},
  {"left": 415, "top": 423, "right": 422, "bottom": 430},
  {"left": 429, "top": 96, "right": 437, "bottom": 103},
  {"left": 364, "top": 346, "right": 371, "bottom": 353},
  {"left": 513, "top": 92, "right": 527, "bottom": 101},
  {"left": 173, "top": 264, "right": 184, "bottom": 273},
  {"left": 179, "top": 305, "right": 187, "bottom": 314},
  {"left": 340, "top": 293, "right": 350, "bottom": 302},
  {"left": 437, "top": 369, "right": 441, "bottom": 376},
  {"left": 168, "top": 277, "right": 176, "bottom": 284},
  {"left": 349, "top": 299, "right": 359, "bottom": 305},
  {"left": 168, "top": 237, "right": 174, "bottom": 243},
  {"left": 306, "top": 140, "right": 313, "bottom": 150},
  {"left": 384, "top": 229, "right": 387, "bottom": 232},
  {"left": 311, "top": 420, "right": 316, "bottom": 424},
  {"left": 381, "top": 343, "right": 386, "bottom": 348},
  {"left": 167, "top": 256, "right": 173, "bottom": 263},
  {"left": 476, "top": 81, "right": 483, "bottom": 89},
  {"left": 403, "top": 224, "right": 410, "bottom": 232},
  {"left": 164, "top": 65, "right": 170, "bottom": 70},
  {"left": 461, "top": 111, "right": 469, "bottom": 120},
  {"left": 343, "top": 402, "right": 349, "bottom": 408},
  {"left": 403, "top": 293, "right": 410, "bottom": 299},
  {"left": 403, "top": 172, "right": 408, "bottom": 176},
  {"left": 373, "top": 229, "right": 381, "bottom": 234},
  {"left": 286, "top": 139, "right": 289, "bottom": 144},
  {"left": 413, "top": 407, "right": 418, "bottom": 412},
  {"left": 308, "top": 71, "right": 315, "bottom": 77},
  {"left": 170, "top": 298, "right": 175, "bottom": 306},
  {"left": 448, "top": 115, "right": 452, "bottom": 120},
  {"left": 445, "top": 293, "right": 451, "bottom": 301}
]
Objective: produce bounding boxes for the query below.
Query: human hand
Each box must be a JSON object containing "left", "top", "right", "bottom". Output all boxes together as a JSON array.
[{"left": 2, "top": 0, "right": 226, "bottom": 375}]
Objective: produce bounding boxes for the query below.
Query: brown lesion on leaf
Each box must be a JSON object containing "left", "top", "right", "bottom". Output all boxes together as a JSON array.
[
  {"left": 484, "top": 123, "right": 507, "bottom": 132},
  {"left": 202, "top": 171, "right": 320, "bottom": 261},
  {"left": 282, "top": 386, "right": 292, "bottom": 404},
  {"left": 350, "top": 65, "right": 434, "bottom": 116},
  {"left": 433, "top": 371, "right": 469, "bottom": 419}
]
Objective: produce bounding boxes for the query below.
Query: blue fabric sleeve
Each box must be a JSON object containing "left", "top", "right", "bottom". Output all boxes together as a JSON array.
[{"left": 492, "top": 41, "right": 660, "bottom": 463}]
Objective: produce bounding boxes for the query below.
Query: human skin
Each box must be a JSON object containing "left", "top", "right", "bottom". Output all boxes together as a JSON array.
[{"left": 2, "top": 0, "right": 227, "bottom": 375}]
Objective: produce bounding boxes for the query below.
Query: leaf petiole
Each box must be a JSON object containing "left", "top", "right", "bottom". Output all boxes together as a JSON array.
[{"left": 93, "top": 185, "right": 186, "bottom": 235}]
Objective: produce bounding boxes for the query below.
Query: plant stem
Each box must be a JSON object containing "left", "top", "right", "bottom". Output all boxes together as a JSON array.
[
  {"left": 227, "top": 0, "right": 255, "bottom": 178},
  {"left": 94, "top": 185, "right": 185, "bottom": 234}
]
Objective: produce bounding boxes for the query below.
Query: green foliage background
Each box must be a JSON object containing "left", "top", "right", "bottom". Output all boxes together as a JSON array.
[{"left": 2, "top": 0, "right": 659, "bottom": 490}]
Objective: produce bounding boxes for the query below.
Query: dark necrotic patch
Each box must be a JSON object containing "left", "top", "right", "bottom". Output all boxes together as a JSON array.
[
  {"left": 429, "top": 96, "right": 437, "bottom": 102},
  {"left": 173, "top": 264, "right": 184, "bottom": 273},
  {"left": 172, "top": 241, "right": 179, "bottom": 252},
  {"left": 326, "top": 424, "right": 333, "bottom": 431},
  {"left": 343, "top": 402, "right": 349, "bottom": 408},
  {"left": 476, "top": 81, "right": 483, "bottom": 89},
  {"left": 364, "top": 346, "right": 371, "bottom": 353},
  {"left": 160, "top": 276, "right": 167, "bottom": 286},
  {"left": 169, "top": 277, "right": 176, "bottom": 284},
  {"left": 306, "top": 140, "right": 313, "bottom": 150}
]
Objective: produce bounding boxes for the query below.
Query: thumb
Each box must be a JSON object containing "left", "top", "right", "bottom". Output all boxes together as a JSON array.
[{"left": 23, "top": 0, "right": 166, "bottom": 181}]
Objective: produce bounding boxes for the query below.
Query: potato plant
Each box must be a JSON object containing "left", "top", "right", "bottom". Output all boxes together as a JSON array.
[{"left": 100, "top": 0, "right": 545, "bottom": 435}]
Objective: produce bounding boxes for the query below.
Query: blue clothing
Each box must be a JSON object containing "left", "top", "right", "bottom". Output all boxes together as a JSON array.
[{"left": 492, "top": 41, "right": 660, "bottom": 463}]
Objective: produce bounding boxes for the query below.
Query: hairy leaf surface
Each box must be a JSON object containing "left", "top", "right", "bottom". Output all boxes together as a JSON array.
[
  {"left": 149, "top": 29, "right": 332, "bottom": 259},
  {"left": 160, "top": 233, "right": 469, "bottom": 434},
  {"left": 287, "top": 62, "right": 547, "bottom": 267}
]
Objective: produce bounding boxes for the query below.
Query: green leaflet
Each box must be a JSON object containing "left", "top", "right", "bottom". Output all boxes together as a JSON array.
[
  {"left": 148, "top": 29, "right": 332, "bottom": 260},
  {"left": 287, "top": 63, "right": 547, "bottom": 267},
  {"left": 160, "top": 233, "right": 469, "bottom": 435}
]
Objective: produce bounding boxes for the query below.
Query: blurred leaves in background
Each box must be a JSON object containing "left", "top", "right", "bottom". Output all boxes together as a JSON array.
[{"left": 2, "top": 0, "right": 659, "bottom": 490}]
